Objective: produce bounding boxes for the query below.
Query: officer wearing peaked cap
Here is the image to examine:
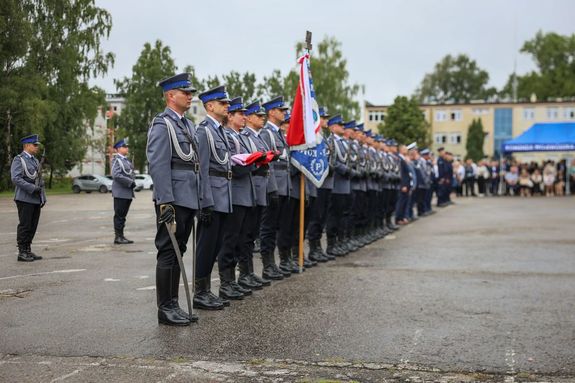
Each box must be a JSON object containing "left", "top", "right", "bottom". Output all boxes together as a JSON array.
[
  {"left": 194, "top": 85, "right": 234, "bottom": 310},
  {"left": 214, "top": 96, "right": 257, "bottom": 301},
  {"left": 147, "top": 72, "right": 200, "bottom": 326},
  {"left": 11, "top": 134, "right": 46, "bottom": 262},
  {"left": 240, "top": 100, "right": 278, "bottom": 284},
  {"left": 259, "top": 96, "right": 293, "bottom": 280},
  {"left": 112, "top": 138, "right": 136, "bottom": 245}
]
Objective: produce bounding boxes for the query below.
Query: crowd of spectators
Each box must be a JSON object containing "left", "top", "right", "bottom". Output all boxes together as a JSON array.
[{"left": 450, "top": 158, "right": 575, "bottom": 197}]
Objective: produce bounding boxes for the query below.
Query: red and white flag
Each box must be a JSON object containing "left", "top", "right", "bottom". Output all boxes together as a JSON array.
[{"left": 287, "top": 53, "right": 322, "bottom": 150}]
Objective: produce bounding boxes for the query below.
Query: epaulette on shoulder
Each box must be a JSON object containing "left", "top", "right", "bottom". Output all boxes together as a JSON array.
[
  {"left": 240, "top": 129, "right": 250, "bottom": 136},
  {"left": 199, "top": 120, "right": 209, "bottom": 127}
]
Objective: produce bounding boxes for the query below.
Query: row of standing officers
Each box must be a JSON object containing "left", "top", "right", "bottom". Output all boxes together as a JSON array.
[{"left": 144, "top": 73, "right": 411, "bottom": 326}]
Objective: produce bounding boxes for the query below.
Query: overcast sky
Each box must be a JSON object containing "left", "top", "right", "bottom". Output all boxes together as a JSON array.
[{"left": 92, "top": 0, "right": 575, "bottom": 106}]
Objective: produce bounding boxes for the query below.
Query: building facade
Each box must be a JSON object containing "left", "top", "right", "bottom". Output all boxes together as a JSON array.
[{"left": 365, "top": 98, "right": 575, "bottom": 161}]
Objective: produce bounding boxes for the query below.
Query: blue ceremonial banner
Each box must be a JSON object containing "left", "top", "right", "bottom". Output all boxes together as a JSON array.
[{"left": 290, "top": 140, "right": 329, "bottom": 188}]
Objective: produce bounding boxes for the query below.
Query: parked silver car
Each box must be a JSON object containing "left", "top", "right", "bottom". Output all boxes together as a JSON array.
[
  {"left": 72, "top": 174, "right": 113, "bottom": 193},
  {"left": 134, "top": 174, "right": 153, "bottom": 190}
]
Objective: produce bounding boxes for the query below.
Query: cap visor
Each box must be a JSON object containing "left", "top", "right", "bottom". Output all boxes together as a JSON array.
[{"left": 178, "top": 86, "right": 197, "bottom": 93}]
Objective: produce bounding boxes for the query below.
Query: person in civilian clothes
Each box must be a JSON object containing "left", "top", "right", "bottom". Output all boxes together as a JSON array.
[
  {"left": 11, "top": 134, "right": 46, "bottom": 262},
  {"left": 111, "top": 138, "right": 136, "bottom": 244},
  {"left": 194, "top": 85, "right": 233, "bottom": 310},
  {"left": 146, "top": 73, "right": 200, "bottom": 326}
]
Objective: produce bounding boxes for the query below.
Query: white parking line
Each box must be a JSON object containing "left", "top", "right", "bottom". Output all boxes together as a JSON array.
[{"left": 0, "top": 269, "right": 86, "bottom": 281}]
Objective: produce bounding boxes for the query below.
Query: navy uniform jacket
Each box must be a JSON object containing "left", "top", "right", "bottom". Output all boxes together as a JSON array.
[
  {"left": 261, "top": 122, "right": 290, "bottom": 197},
  {"left": 320, "top": 134, "right": 336, "bottom": 190},
  {"left": 332, "top": 137, "right": 351, "bottom": 195},
  {"left": 197, "top": 116, "right": 233, "bottom": 213},
  {"left": 11, "top": 152, "right": 46, "bottom": 205},
  {"left": 350, "top": 140, "right": 365, "bottom": 192},
  {"left": 241, "top": 126, "right": 269, "bottom": 207},
  {"left": 225, "top": 127, "right": 256, "bottom": 208},
  {"left": 146, "top": 108, "right": 200, "bottom": 210},
  {"left": 398, "top": 154, "right": 412, "bottom": 191},
  {"left": 367, "top": 147, "right": 379, "bottom": 191},
  {"left": 437, "top": 157, "right": 449, "bottom": 183},
  {"left": 112, "top": 154, "right": 135, "bottom": 199},
  {"left": 381, "top": 152, "right": 394, "bottom": 190}
]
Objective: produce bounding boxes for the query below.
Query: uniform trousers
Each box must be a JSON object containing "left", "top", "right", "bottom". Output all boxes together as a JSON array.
[
  {"left": 240, "top": 205, "right": 262, "bottom": 267},
  {"left": 307, "top": 188, "right": 330, "bottom": 241},
  {"left": 154, "top": 204, "right": 196, "bottom": 268},
  {"left": 196, "top": 211, "right": 228, "bottom": 279},
  {"left": 217, "top": 205, "right": 250, "bottom": 273},
  {"left": 113, "top": 197, "right": 132, "bottom": 233},
  {"left": 260, "top": 195, "right": 290, "bottom": 255},
  {"left": 326, "top": 193, "right": 349, "bottom": 241},
  {"left": 16, "top": 201, "right": 41, "bottom": 247}
]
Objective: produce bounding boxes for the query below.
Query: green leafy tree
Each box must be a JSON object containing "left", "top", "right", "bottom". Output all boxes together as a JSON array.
[
  {"left": 222, "top": 71, "right": 262, "bottom": 101},
  {"left": 378, "top": 96, "right": 430, "bottom": 147},
  {"left": 0, "top": 0, "right": 113, "bottom": 190},
  {"left": 115, "top": 40, "right": 177, "bottom": 172},
  {"left": 465, "top": 118, "right": 486, "bottom": 161},
  {"left": 501, "top": 31, "right": 575, "bottom": 100},
  {"left": 415, "top": 54, "right": 496, "bottom": 103},
  {"left": 258, "top": 69, "right": 297, "bottom": 103}
]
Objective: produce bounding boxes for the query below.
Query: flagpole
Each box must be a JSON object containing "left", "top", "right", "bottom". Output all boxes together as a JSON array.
[{"left": 297, "top": 31, "right": 313, "bottom": 274}]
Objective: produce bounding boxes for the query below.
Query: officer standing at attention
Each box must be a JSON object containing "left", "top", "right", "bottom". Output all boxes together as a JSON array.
[
  {"left": 112, "top": 138, "right": 136, "bottom": 244},
  {"left": 217, "top": 96, "right": 254, "bottom": 301},
  {"left": 11, "top": 134, "right": 46, "bottom": 262},
  {"left": 195, "top": 85, "right": 233, "bottom": 310},
  {"left": 240, "top": 101, "right": 278, "bottom": 284},
  {"left": 147, "top": 73, "right": 200, "bottom": 326},
  {"left": 259, "top": 96, "right": 291, "bottom": 279}
]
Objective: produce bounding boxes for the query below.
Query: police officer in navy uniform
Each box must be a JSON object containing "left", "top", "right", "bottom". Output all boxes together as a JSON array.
[
  {"left": 195, "top": 85, "right": 233, "bottom": 310},
  {"left": 385, "top": 139, "right": 401, "bottom": 231},
  {"left": 306, "top": 106, "right": 331, "bottom": 263},
  {"left": 259, "top": 96, "right": 292, "bottom": 279},
  {"left": 324, "top": 115, "right": 352, "bottom": 258},
  {"left": 217, "top": 96, "right": 255, "bottom": 300},
  {"left": 240, "top": 101, "right": 277, "bottom": 284},
  {"left": 11, "top": 134, "right": 46, "bottom": 262},
  {"left": 112, "top": 138, "right": 136, "bottom": 244},
  {"left": 147, "top": 73, "right": 200, "bottom": 326}
]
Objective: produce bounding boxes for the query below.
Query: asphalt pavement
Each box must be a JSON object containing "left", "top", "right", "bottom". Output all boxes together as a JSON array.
[{"left": 0, "top": 191, "right": 574, "bottom": 382}]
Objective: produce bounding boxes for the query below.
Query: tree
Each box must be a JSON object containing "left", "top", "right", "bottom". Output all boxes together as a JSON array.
[
  {"left": 258, "top": 69, "right": 297, "bottom": 103},
  {"left": 295, "top": 37, "right": 363, "bottom": 120},
  {"left": 500, "top": 31, "right": 575, "bottom": 100},
  {"left": 378, "top": 96, "right": 430, "bottom": 146},
  {"left": 0, "top": 0, "right": 114, "bottom": 190},
  {"left": 466, "top": 118, "right": 486, "bottom": 162},
  {"left": 414, "top": 54, "right": 496, "bottom": 103},
  {"left": 222, "top": 71, "right": 262, "bottom": 101},
  {"left": 115, "top": 40, "right": 177, "bottom": 172}
]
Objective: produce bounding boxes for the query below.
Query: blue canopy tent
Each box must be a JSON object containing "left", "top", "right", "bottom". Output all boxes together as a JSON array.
[
  {"left": 502, "top": 122, "right": 575, "bottom": 194},
  {"left": 502, "top": 122, "right": 575, "bottom": 153}
]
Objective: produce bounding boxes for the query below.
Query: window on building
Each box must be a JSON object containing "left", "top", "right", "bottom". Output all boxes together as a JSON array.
[
  {"left": 113, "top": 106, "right": 118, "bottom": 111},
  {"left": 564, "top": 107, "right": 575, "bottom": 119},
  {"left": 450, "top": 110, "right": 462, "bottom": 121},
  {"left": 434, "top": 133, "right": 447, "bottom": 144},
  {"left": 547, "top": 107, "right": 559, "bottom": 119},
  {"left": 523, "top": 108, "right": 535, "bottom": 120},
  {"left": 448, "top": 133, "right": 462, "bottom": 145},
  {"left": 368, "top": 110, "right": 385, "bottom": 122},
  {"left": 435, "top": 110, "right": 447, "bottom": 122},
  {"left": 472, "top": 108, "right": 489, "bottom": 115}
]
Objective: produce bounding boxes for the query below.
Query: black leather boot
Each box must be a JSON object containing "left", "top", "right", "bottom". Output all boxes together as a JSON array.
[
  {"left": 326, "top": 237, "right": 340, "bottom": 258},
  {"left": 219, "top": 268, "right": 244, "bottom": 300},
  {"left": 171, "top": 265, "right": 198, "bottom": 323},
  {"left": 238, "top": 260, "right": 262, "bottom": 290},
  {"left": 17, "top": 245, "right": 34, "bottom": 262},
  {"left": 261, "top": 252, "right": 284, "bottom": 281},
  {"left": 296, "top": 247, "right": 316, "bottom": 268},
  {"left": 157, "top": 267, "right": 191, "bottom": 326},
  {"left": 25, "top": 244, "right": 42, "bottom": 260},
  {"left": 248, "top": 258, "right": 270, "bottom": 287},
  {"left": 308, "top": 240, "right": 329, "bottom": 263},
  {"left": 278, "top": 248, "right": 294, "bottom": 275},
  {"left": 114, "top": 231, "right": 131, "bottom": 244},
  {"left": 193, "top": 277, "right": 224, "bottom": 310}
]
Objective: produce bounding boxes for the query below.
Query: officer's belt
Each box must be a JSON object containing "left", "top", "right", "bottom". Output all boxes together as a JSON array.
[
  {"left": 272, "top": 162, "right": 288, "bottom": 170},
  {"left": 209, "top": 169, "right": 233, "bottom": 180},
  {"left": 252, "top": 167, "right": 269, "bottom": 177},
  {"left": 171, "top": 158, "right": 199, "bottom": 172}
]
